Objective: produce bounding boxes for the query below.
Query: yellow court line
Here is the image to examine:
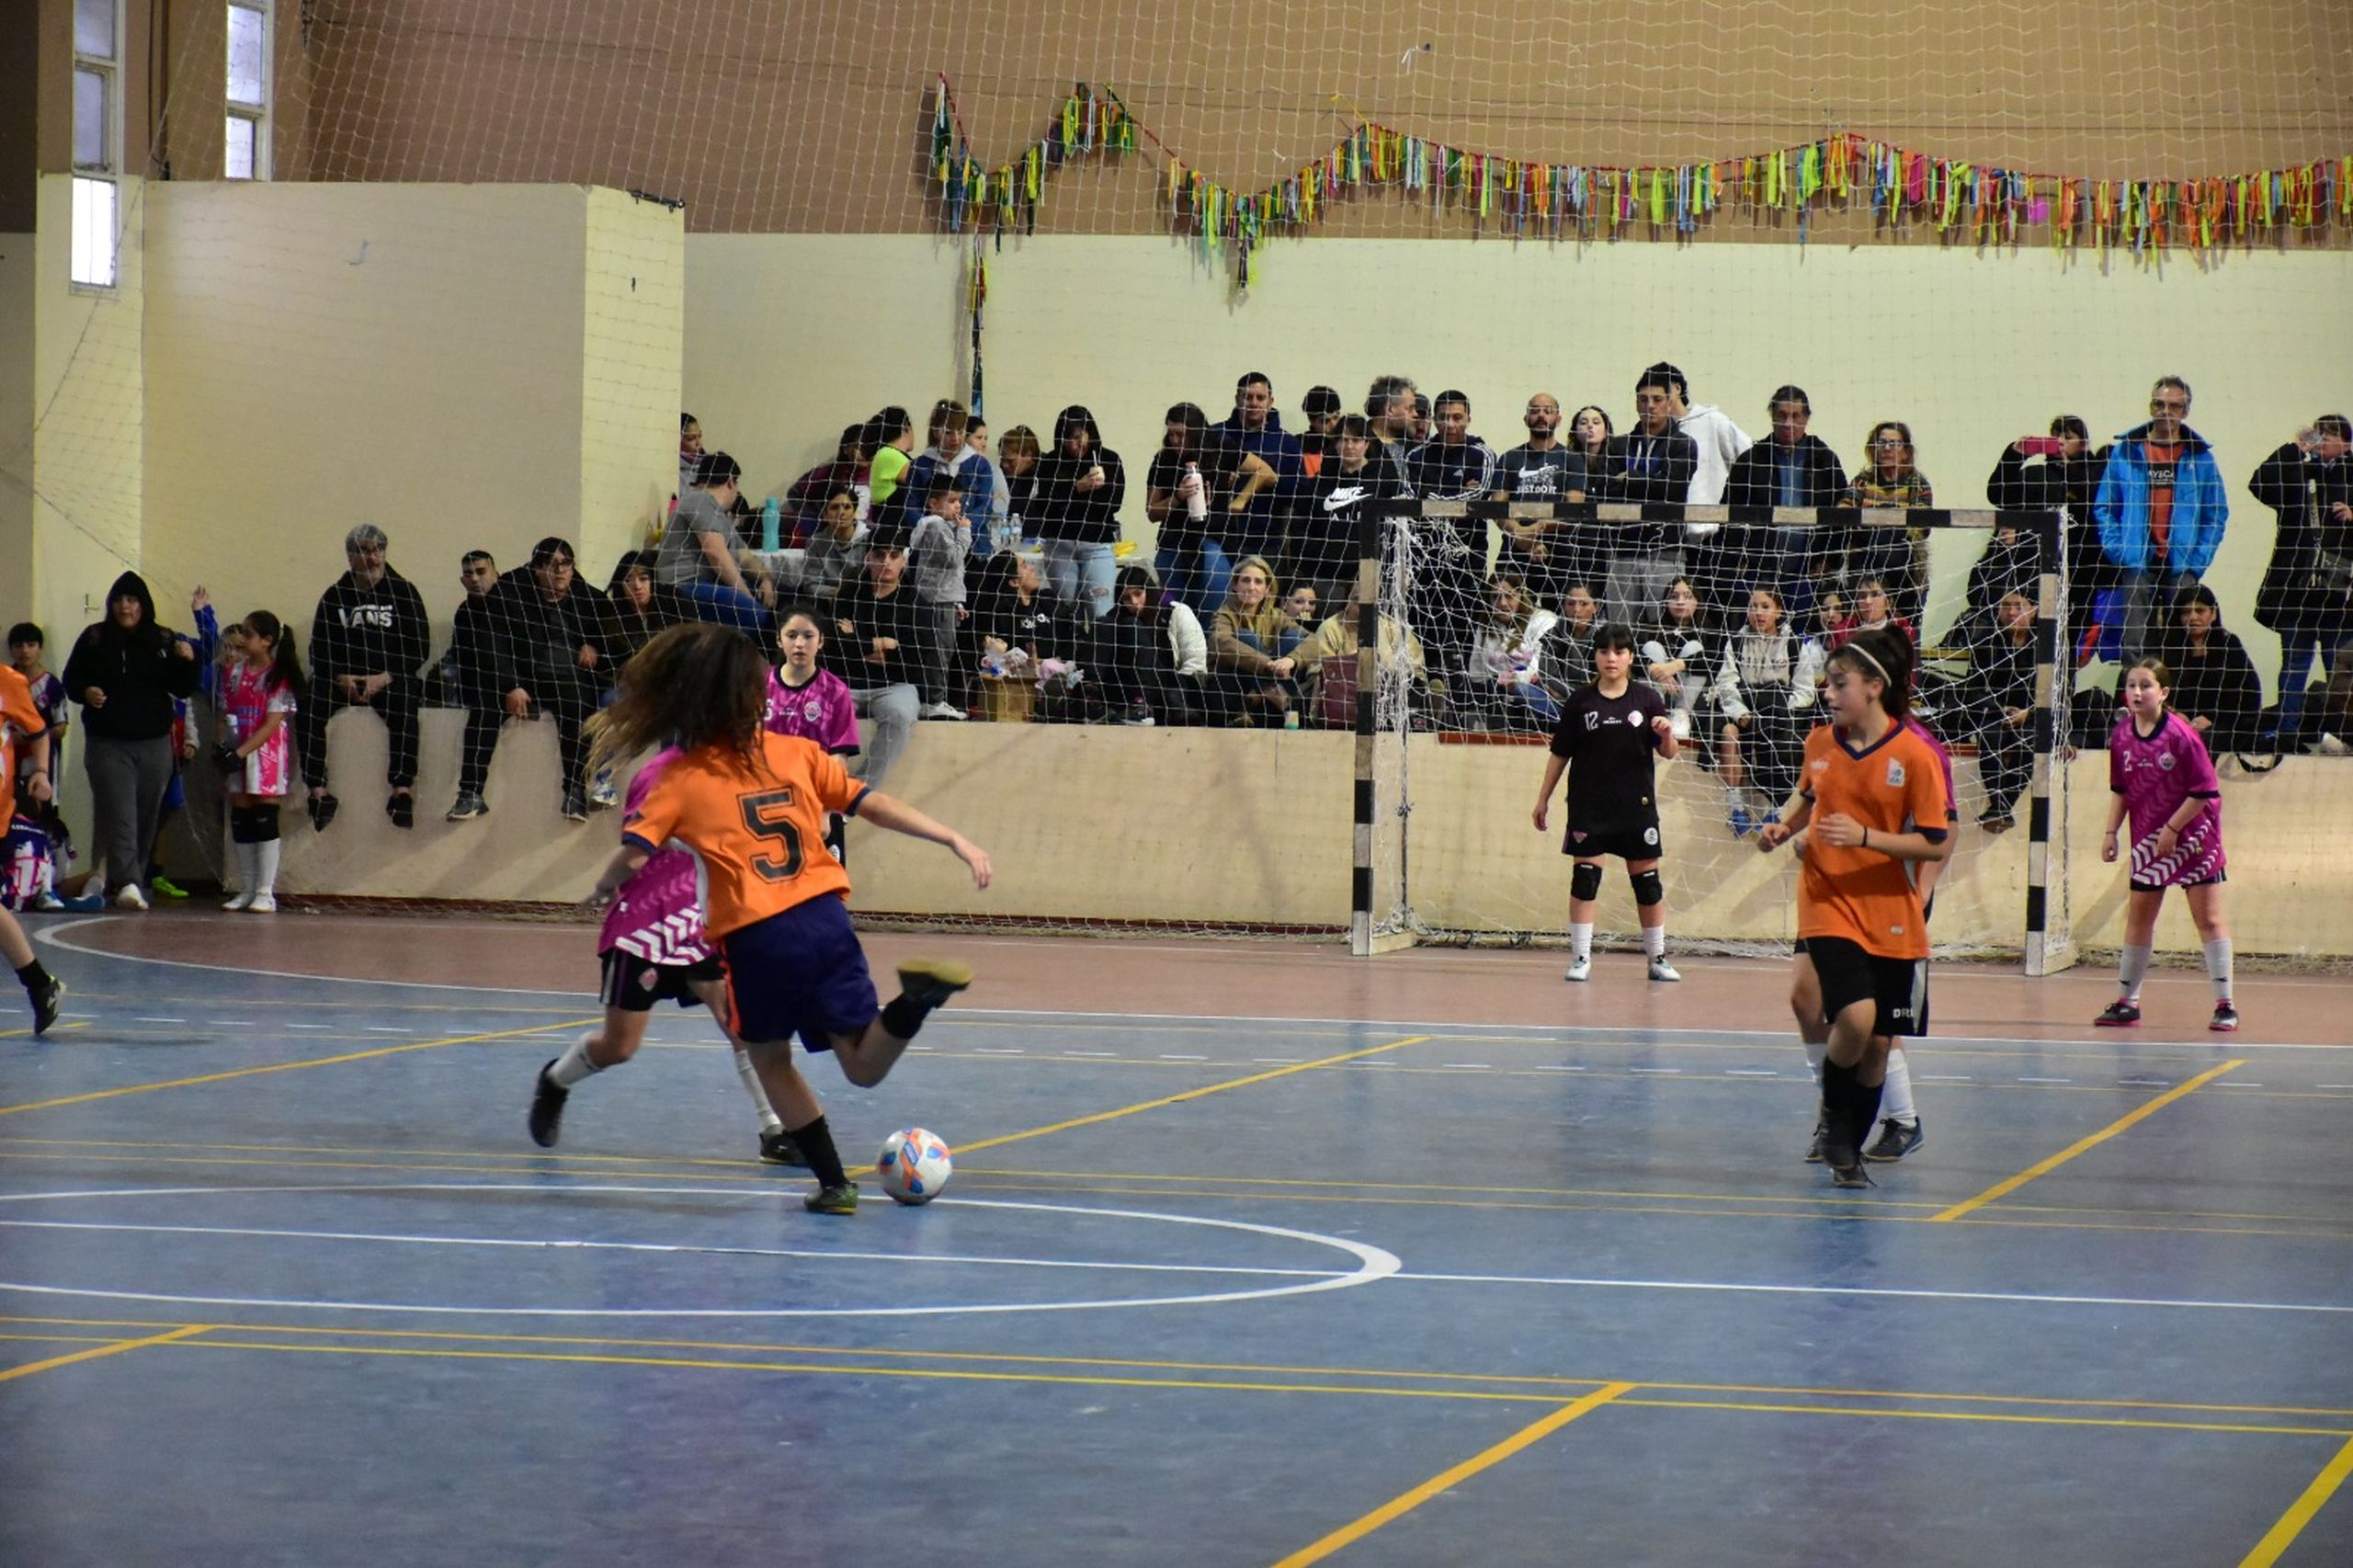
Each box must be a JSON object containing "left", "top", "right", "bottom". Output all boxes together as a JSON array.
[
  {"left": 0, "top": 1323, "right": 209, "bottom": 1384},
  {"left": 1930, "top": 1059, "right": 2246, "bottom": 1222},
  {"left": 2241, "top": 1433, "right": 2353, "bottom": 1567},
  {"left": 1615, "top": 1396, "right": 2348, "bottom": 1439},
  {"left": 0, "top": 1017, "right": 600, "bottom": 1117},
  {"left": 956, "top": 1035, "right": 1434, "bottom": 1154},
  {"left": 1272, "top": 1382, "right": 1637, "bottom": 1567}
]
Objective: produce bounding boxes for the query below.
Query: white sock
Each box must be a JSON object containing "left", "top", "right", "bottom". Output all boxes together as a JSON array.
[
  {"left": 254, "top": 839, "right": 281, "bottom": 897},
  {"left": 548, "top": 1034, "right": 603, "bottom": 1088},
  {"left": 232, "top": 841, "right": 256, "bottom": 892},
  {"left": 1642, "top": 925, "right": 1666, "bottom": 960},
  {"left": 1881, "top": 1048, "right": 1917, "bottom": 1125},
  {"left": 1802, "top": 1033, "right": 1828, "bottom": 1079},
  {"left": 1723, "top": 784, "right": 1745, "bottom": 812},
  {"left": 734, "top": 1048, "right": 783, "bottom": 1131},
  {"left": 2118, "top": 944, "right": 2152, "bottom": 1001},
  {"left": 2201, "top": 938, "right": 2233, "bottom": 1002},
  {"left": 1569, "top": 922, "right": 1593, "bottom": 962}
]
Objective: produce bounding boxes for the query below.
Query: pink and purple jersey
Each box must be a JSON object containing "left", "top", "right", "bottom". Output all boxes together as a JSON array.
[
  {"left": 598, "top": 747, "right": 717, "bottom": 966},
  {"left": 222, "top": 663, "right": 297, "bottom": 797},
  {"left": 764, "top": 666, "right": 861, "bottom": 756},
  {"left": 2109, "top": 710, "right": 2224, "bottom": 886}
]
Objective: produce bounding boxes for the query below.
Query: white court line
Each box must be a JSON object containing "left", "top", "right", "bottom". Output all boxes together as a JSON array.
[
  {"left": 2018, "top": 1076, "right": 2073, "bottom": 1084},
  {"left": 133, "top": 1017, "right": 187, "bottom": 1024},
  {"left": 1724, "top": 1069, "right": 1780, "bottom": 1076},
  {"left": 1391, "top": 1270, "right": 2353, "bottom": 1317},
  {"left": 33, "top": 919, "right": 2353, "bottom": 1050}
]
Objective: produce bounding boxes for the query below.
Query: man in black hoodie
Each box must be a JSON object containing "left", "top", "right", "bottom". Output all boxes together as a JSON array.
[
  {"left": 62, "top": 572, "right": 199, "bottom": 908},
  {"left": 487, "top": 537, "right": 608, "bottom": 822},
  {"left": 301, "top": 523, "right": 431, "bottom": 830}
]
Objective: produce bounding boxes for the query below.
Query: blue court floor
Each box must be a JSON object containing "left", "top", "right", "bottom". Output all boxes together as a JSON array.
[{"left": 3, "top": 916, "right": 2349, "bottom": 1566}]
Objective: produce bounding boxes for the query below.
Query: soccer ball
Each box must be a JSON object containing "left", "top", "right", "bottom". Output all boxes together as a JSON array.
[{"left": 877, "top": 1127, "right": 952, "bottom": 1206}]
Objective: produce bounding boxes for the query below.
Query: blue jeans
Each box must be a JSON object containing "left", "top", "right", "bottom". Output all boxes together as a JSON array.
[
  {"left": 1234, "top": 625, "right": 1308, "bottom": 662},
  {"left": 684, "top": 579, "right": 772, "bottom": 635},
  {"left": 1155, "top": 540, "right": 1233, "bottom": 619},
  {"left": 2276, "top": 624, "right": 2336, "bottom": 741},
  {"left": 1043, "top": 540, "right": 1117, "bottom": 620}
]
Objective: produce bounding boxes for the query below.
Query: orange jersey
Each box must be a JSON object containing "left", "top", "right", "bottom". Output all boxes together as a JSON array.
[
  {"left": 1795, "top": 721, "right": 1949, "bottom": 959},
  {"left": 622, "top": 731, "right": 869, "bottom": 940},
  {"left": 0, "top": 665, "right": 50, "bottom": 827}
]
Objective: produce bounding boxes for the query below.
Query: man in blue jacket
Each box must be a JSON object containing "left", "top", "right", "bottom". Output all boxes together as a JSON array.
[
  {"left": 1212, "top": 371, "right": 1305, "bottom": 572},
  {"left": 2095, "top": 376, "right": 2229, "bottom": 661}
]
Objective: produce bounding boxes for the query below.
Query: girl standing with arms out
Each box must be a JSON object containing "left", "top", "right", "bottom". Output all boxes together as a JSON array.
[
  {"left": 1758, "top": 628, "right": 1951, "bottom": 1187},
  {"left": 1531, "top": 621, "right": 1683, "bottom": 984},
  {"left": 2097, "top": 656, "right": 2236, "bottom": 1032},
  {"left": 219, "top": 612, "right": 301, "bottom": 913},
  {"left": 564, "top": 625, "right": 992, "bottom": 1215}
]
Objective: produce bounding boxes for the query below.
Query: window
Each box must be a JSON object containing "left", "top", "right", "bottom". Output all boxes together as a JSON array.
[
  {"left": 71, "top": 0, "right": 121, "bottom": 289},
  {"left": 225, "top": 2, "right": 269, "bottom": 180}
]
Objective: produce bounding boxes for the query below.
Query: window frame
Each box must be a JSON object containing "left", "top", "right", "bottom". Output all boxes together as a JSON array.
[
  {"left": 224, "top": 0, "right": 271, "bottom": 182},
  {"left": 69, "top": 0, "right": 124, "bottom": 292}
]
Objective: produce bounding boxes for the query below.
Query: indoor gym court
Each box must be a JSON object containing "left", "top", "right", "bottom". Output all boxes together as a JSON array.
[{"left": 2, "top": 914, "right": 2348, "bottom": 1566}]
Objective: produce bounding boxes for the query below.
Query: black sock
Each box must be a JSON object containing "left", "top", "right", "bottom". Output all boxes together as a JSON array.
[
  {"left": 1819, "top": 1061, "right": 1857, "bottom": 1156},
  {"left": 789, "top": 1115, "right": 848, "bottom": 1189},
  {"left": 879, "top": 994, "right": 929, "bottom": 1040},
  {"left": 16, "top": 960, "right": 51, "bottom": 993},
  {"left": 1854, "top": 1072, "right": 1886, "bottom": 1137}
]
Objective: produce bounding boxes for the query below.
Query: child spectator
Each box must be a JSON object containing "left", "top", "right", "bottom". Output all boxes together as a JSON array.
[
  {"left": 1462, "top": 572, "right": 1559, "bottom": 732},
  {"left": 447, "top": 550, "right": 506, "bottom": 823},
  {"left": 865, "top": 406, "right": 918, "bottom": 523},
  {"left": 1966, "top": 589, "right": 2040, "bottom": 831},
  {"left": 1641, "top": 577, "right": 1709, "bottom": 734},
  {"left": 960, "top": 415, "right": 1013, "bottom": 558},
  {"left": 9, "top": 624, "right": 69, "bottom": 788},
  {"left": 997, "top": 426, "right": 1041, "bottom": 538},
  {"left": 905, "top": 474, "right": 973, "bottom": 719},
  {"left": 1096, "top": 564, "right": 1204, "bottom": 726},
  {"left": 1535, "top": 581, "right": 1603, "bottom": 709},
  {"left": 972, "top": 552, "right": 1086, "bottom": 675},
  {"left": 1711, "top": 586, "right": 1820, "bottom": 837},
  {"left": 598, "top": 549, "right": 688, "bottom": 676},
  {"left": 218, "top": 611, "right": 301, "bottom": 912},
  {"left": 1829, "top": 577, "right": 1915, "bottom": 653},
  {"left": 0, "top": 661, "right": 64, "bottom": 1031},
  {"left": 2097, "top": 656, "right": 2238, "bottom": 1032}
]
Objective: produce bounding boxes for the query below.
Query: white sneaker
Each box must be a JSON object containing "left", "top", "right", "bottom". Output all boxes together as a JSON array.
[
  {"left": 1563, "top": 955, "right": 1592, "bottom": 983},
  {"left": 247, "top": 894, "right": 278, "bottom": 915},
  {"left": 918, "top": 701, "right": 968, "bottom": 721},
  {"left": 114, "top": 884, "right": 148, "bottom": 911},
  {"left": 32, "top": 893, "right": 65, "bottom": 913},
  {"left": 2318, "top": 733, "right": 2349, "bottom": 756},
  {"left": 1647, "top": 958, "right": 1683, "bottom": 983},
  {"left": 222, "top": 891, "right": 254, "bottom": 912}
]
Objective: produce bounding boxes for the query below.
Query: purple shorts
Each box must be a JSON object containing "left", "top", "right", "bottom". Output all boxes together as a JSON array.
[{"left": 721, "top": 893, "right": 876, "bottom": 1053}]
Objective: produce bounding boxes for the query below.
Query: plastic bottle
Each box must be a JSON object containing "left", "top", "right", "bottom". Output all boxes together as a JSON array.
[
  {"left": 1184, "top": 460, "right": 1208, "bottom": 524},
  {"left": 760, "top": 496, "right": 781, "bottom": 551}
]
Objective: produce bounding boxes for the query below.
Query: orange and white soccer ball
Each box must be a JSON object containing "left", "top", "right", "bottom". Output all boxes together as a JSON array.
[{"left": 877, "top": 1127, "right": 952, "bottom": 1206}]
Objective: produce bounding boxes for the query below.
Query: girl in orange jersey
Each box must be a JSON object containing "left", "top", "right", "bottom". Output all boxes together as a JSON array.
[
  {"left": 571, "top": 624, "right": 991, "bottom": 1215},
  {"left": 1757, "top": 628, "right": 1951, "bottom": 1187},
  {"left": 0, "top": 664, "right": 64, "bottom": 1034}
]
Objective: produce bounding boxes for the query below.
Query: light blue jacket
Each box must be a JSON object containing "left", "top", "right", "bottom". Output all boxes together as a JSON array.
[{"left": 2094, "top": 422, "right": 2229, "bottom": 574}]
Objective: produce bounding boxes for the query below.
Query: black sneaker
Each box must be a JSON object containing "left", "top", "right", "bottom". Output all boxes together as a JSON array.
[
  {"left": 28, "top": 975, "right": 64, "bottom": 1038},
  {"left": 1828, "top": 1158, "right": 1876, "bottom": 1189},
  {"left": 1803, "top": 1111, "right": 1827, "bottom": 1164},
  {"left": 2210, "top": 1000, "right": 2240, "bottom": 1033},
  {"left": 895, "top": 959, "right": 974, "bottom": 1009},
  {"left": 758, "top": 1127, "right": 806, "bottom": 1167},
  {"left": 527, "top": 1061, "right": 568, "bottom": 1147},
  {"left": 307, "top": 791, "right": 339, "bottom": 832},
  {"left": 387, "top": 792, "right": 415, "bottom": 830},
  {"left": 803, "top": 1181, "right": 858, "bottom": 1215},
  {"left": 1864, "top": 1117, "right": 1924, "bottom": 1162},
  {"left": 2094, "top": 999, "right": 2142, "bottom": 1028}
]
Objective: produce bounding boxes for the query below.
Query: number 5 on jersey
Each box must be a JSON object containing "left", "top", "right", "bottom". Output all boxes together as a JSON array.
[{"left": 740, "top": 788, "right": 805, "bottom": 881}]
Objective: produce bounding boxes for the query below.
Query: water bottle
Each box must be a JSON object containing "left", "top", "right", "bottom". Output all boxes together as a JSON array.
[
  {"left": 760, "top": 496, "right": 781, "bottom": 551},
  {"left": 1184, "top": 461, "right": 1208, "bottom": 524}
]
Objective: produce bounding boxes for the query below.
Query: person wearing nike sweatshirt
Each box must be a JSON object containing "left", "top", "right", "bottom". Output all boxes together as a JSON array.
[{"left": 300, "top": 523, "right": 432, "bottom": 830}]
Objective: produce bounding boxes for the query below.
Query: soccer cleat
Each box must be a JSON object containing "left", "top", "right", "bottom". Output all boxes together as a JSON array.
[
  {"left": 803, "top": 1181, "right": 859, "bottom": 1215},
  {"left": 386, "top": 792, "right": 415, "bottom": 830},
  {"left": 2210, "top": 1000, "right": 2240, "bottom": 1033},
  {"left": 895, "top": 959, "right": 974, "bottom": 1010},
  {"left": 307, "top": 792, "right": 339, "bottom": 832},
  {"left": 1729, "top": 807, "right": 1755, "bottom": 839},
  {"left": 114, "top": 884, "right": 148, "bottom": 911},
  {"left": 561, "top": 791, "right": 590, "bottom": 824},
  {"left": 758, "top": 1127, "right": 806, "bottom": 1167},
  {"left": 1828, "top": 1158, "right": 1876, "bottom": 1189},
  {"left": 1563, "top": 955, "right": 1592, "bottom": 983},
  {"left": 150, "top": 876, "right": 188, "bottom": 900},
  {"left": 247, "top": 894, "right": 278, "bottom": 915},
  {"left": 446, "top": 792, "right": 488, "bottom": 822},
  {"left": 1865, "top": 1117, "right": 1924, "bottom": 1162},
  {"left": 28, "top": 975, "right": 64, "bottom": 1038},
  {"left": 1647, "top": 958, "right": 1683, "bottom": 983},
  {"left": 527, "top": 1061, "right": 569, "bottom": 1147},
  {"left": 2094, "top": 999, "right": 2142, "bottom": 1028},
  {"left": 222, "top": 891, "right": 254, "bottom": 912},
  {"left": 1803, "top": 1112, "right": 1827, "bottom": 1164}
]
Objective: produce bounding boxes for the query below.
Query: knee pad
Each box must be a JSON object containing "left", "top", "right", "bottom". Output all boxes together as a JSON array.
[
  {"left": 252, "top": 804, "right": 281, "bottom": 844},
  {"left": 1630, "top": 868, "right": 1665, "bottom": 908},
  {"left": 228, "top": 806, "right": 262, "bottom": 845},
  {"left": 1570, "top": 861, "right": 1604, "bottom": 902}
]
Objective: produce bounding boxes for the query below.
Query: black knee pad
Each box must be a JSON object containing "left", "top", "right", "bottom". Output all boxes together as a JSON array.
[
  {"left": 1570, "top": 861, "right": 1604, "bottom": 902},
  {"left": 1630, "top": 868, "right": 1665, "bottom": 907},
  {"left": 252, "top": 805, "right": 281, "bottom": 844},
  {"left": 229, "top": 806, "right": 262, "bottom": 845}
]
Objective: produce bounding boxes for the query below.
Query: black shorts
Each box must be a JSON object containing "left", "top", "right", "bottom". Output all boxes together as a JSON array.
[
  {"left": 1802, "top": 935, "right": 1926, "bottom": 1039},
  {"left": 1561, "top": 817, "right": 1665, "bottom": 861},
  {"left": 2130, "top": 869, "right": 2227, "bottom": 894},
  {"left": 599, "top": 948, "right": 724, "bottom": 1014}
]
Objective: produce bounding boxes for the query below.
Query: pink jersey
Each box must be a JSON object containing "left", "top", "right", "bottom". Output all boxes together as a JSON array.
[
  {"left": 597, "top": 747, "right": 717, "bottom": 965},
  {"left": 2109, "top": 710, "right": 2224, "bottom": 886},
  {"left": 764, "top": 666, "right": 861, "bottom": 755},
  {"left": 222, "top": 663, "right": 298, "bottom": 798}
]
